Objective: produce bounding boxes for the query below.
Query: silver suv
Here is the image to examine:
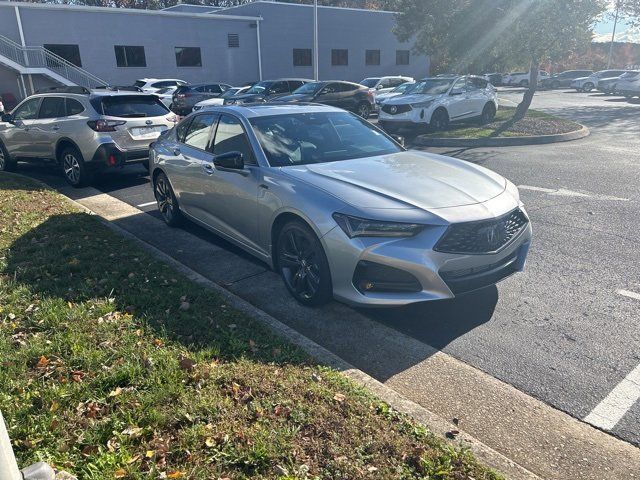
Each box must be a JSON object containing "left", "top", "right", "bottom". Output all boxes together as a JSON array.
[{"left": 0, "top": 86, "right": 177, "bottom": 186}]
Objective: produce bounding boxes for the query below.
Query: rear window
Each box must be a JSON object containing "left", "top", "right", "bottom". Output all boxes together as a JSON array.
[
  {"left": 174, "top": 86, "right": 192, "bottom": 95},
  {"left": 134, "top": 80, "right": 146, "bottom": 88},
  {"left": 90, "top": 95, "right": 169, "bottom": 118}
]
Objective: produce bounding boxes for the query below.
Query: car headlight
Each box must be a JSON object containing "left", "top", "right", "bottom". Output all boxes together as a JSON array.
[
  {"left": 410, "top": 100, "right": 434, "bottom": 109},
  {"left": 333, "top": 213, "right": 424, "bottom": 238}
]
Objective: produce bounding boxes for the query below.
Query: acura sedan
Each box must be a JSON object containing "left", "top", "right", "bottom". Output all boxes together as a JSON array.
[{"left": 149, "top": 104, "right": 531, "bottom": 307}]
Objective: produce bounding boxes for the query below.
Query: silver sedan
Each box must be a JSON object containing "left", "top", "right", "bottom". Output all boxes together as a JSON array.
[{"left": 149, "top": 104, "right": 532, "bottom": 307}]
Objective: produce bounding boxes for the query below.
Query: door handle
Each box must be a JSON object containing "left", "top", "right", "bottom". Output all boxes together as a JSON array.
[
  {"left": 172, "top": 148, "right": 181, "bottom": 156},
  {"left": 51, "top": 125, "right": 60, "bottom": 131},
  {"left": 203, "top": 163, "right": 215, "bottom": 175}
]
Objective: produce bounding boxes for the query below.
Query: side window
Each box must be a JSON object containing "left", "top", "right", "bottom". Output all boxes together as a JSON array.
[
  {"left": 205, "top": 84, "right": 222, "bottom": 94},
  {"left": 339, "top": 83, "right": 359, "bottom": 92},
  {"left": 212, "top": 115, "right": 255, "bottom": 165},
  {"left": 451, "top": 78, "right": 467, "bottom": 93},
  {"left": 467, "top": 77, "right": 488, "bottom": 90},
  {"left": 66, "top": 99, "right": 85, "bottom": 116},
  {"left": 38, "top": 97, "right": 66, "bottom": 119},
  {"left": 13, "top": 98, "right": 41, "bottom": 121},
  {"left": 269, "top": 81, "right": 289, "bottom": 94},
  {"left": 379, "top": 78, "right": 391, "bottom": 88},
  {"left": 176, "top": 117, "right": 193, "bottom": 143},
  {"left": 389, "top": 78, "right": 405, "bottom": 87},
  {"left": 320, "top": 83, "right": 338, "bottom": 94},
  {"left": 183, "top": 114, "right": 217, "bottom": 150},
  {"left": 288, "top": 80, "right": 304, "bottom": 91}
]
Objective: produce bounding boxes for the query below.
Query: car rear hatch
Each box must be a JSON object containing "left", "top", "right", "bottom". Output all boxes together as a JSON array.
[{"left": 90, "top": 95, "right": 175, "bottom": 152}]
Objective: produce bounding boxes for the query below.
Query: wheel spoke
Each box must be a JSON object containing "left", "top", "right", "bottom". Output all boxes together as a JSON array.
[{"left": 288, "top": 231, "right": 301, "bottom": 256}]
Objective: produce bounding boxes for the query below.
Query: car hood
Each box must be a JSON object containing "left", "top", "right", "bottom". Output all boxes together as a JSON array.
[
  {"left": 573, "top": 76, "right": 591, "bottom": 82},
  {"left": 196, "top": 98, "right": 225, "bottom": 106},
  {"left": 230, "top": 93, "right": 266, "bottom": 102},
  {"left": 384, "top": 93, "right": 441, "bottom": 105},
  {"left": 279, "top": 150, "right": 507, "bottom": 211}
]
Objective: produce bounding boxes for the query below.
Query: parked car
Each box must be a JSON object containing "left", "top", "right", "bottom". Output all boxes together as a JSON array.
[
  {"left": 134, "top": 78, "right": 188, "bottom": 94},
  {"left": 482, "top": 73, "right": 503, "bottom": 86},
  {"left": 374, "top": 81, "right": 416, "bottom": 111},
  {"left": 503, "top": 70, "right": 549, "bottom": 87},
  {"left": 378, "top": 75, "right": 498, "bottom": 133},
  {"left": 615, "top": 71, "right": 640, "bottom": 98},
  {"left": 171, "top": 83, "right": 233, "bottom": 116},
  {"left": 597, "top": 73, "right": 629, "bottom": 94},
  {"left": 149, "top": 103, "right": 531, "bottom": 307},
  {"left": 0, "top": 98, "right": 4, "bottom": 114},
  {"left": 0, "top": 86, "right": 177, "bottom": 186},
  {"left": 539, "top": 70, "right": 593, "bottom": 89},
  {"left": 360, "top": 76, "right": 414, "bottom": 95},
  {"left": 277, "top": 81, "right": 375, "bottom": 118},
  {"left": 224, "top": 79, "right": 312, "bottom": 105},
  {"left": 570, "top": 70, "right": 627, "bottom": 92},
  {"left": 155, "top": 86, "right": 178, "bottom": 109},
  {"left": 192, "top": 86, "right": 251, "bottom": 111}
]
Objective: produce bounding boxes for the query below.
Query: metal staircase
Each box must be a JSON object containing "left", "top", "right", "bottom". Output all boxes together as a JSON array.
[{"left": 0, "top": 34, "right": 107, "bottom": 89}]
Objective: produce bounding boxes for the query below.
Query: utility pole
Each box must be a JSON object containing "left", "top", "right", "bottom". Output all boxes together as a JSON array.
[
  {"left": 313, "top": 0, "right": 319, "bottom": 81},
  {"left": 607, "top": 0, "right": 621, "bottom": 68}
]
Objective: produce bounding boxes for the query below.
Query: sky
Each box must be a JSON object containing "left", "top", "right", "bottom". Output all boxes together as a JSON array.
[{"left": 594, "top": 10, "right": 640, "bottom": 43}]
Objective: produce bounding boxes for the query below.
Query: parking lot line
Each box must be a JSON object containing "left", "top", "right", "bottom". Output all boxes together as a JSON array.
[
  {"left": 518, "top": 185, "right": 630, "bottom": 202},
  {"left": 137, "top": 201, "right": 157, "bottom": 208},
  {"left": 584, "top": 363, "right": 640, "bottom": 431},
  {"left": 617, "top": 289, "right": 640, "bottom": 301}
]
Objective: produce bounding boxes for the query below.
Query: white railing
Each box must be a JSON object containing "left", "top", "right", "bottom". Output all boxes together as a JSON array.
[{"left": 0, "top": 35, "right": 107, "bottom": 89}]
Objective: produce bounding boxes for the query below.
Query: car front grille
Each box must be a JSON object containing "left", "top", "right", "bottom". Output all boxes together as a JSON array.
[
  {"left": 381, "top": 104, "right": 412, "bottom": 115},
  {"left": 434, "top": 208, "right": 528, "bottom": 254}
]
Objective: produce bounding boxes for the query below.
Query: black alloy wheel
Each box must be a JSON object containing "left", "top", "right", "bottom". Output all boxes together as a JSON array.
[{"left": 154, "top": 172, "right": 182, "bottom": 227}]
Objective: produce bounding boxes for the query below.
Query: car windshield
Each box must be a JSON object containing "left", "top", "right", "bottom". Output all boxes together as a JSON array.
[
  {"left": 221, "top": 88, "right": 241, "bottom": 98},
  {"left": 409, "top": 78, "right": 454, "bottom": 95},
  {"left": 360, "top": 78, "right": 380, "bottom": 88},
  {"left": 246, "top": 81, "right": 271, "bottom": 94},
  {"left": 250, "top": 111, "right": 401, "bottom": 167},
  {"left": 91, "top": 95, "right": 169, "bottom": 118},
  {"left": 391, "top": 82, "right": 413, "bottom": 94},
  {"left": 293, "top": 82, "right": 324, "bottom": 95}
]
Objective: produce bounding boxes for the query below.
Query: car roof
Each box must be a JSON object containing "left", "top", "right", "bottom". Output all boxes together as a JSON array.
[{"left": 205, "top": 103, "right": 345, "bottom": 118}]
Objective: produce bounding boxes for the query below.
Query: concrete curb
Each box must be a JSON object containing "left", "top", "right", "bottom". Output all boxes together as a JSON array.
[
  {"left": 27, "top": 177, "right": 541, "bottom": 480},
  {"left": 414, "top": 125, "right": 589, "bottom": 148}
]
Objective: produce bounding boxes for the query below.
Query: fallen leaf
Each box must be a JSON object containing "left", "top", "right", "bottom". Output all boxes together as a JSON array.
[
  {"left": 179, "top": 356, "right": 196, "bottom": 371},
  {"left": 179, "top": 301, "right": 190, "bottom": 311},
  {"left": 109, "top": 387, "right": 123, "bottom": 397},
  {"left": 145, "top": 450, "right": 155, "bottom": 458},
  {"left": 333, "top": 393, "right": 346, "bottom": 403},
  {"left": 114, "top": 468, "right": 127, "bottom": 478},
  {"left": 36, "top": 356, "right": 49, "bottom": 369},
  {"left": 167, "top": 472, "right": 185, "bottom": 479}
]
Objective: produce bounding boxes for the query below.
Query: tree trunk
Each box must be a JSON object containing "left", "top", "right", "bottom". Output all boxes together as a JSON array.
[{"left": 513, "top": 58, "right": 540, "bottom": 121}]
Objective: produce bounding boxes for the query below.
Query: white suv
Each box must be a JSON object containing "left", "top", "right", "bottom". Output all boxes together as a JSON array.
[
  {"left": 360, "top": 76, "right": 414, "bottom": 95},
  {"left": 504, "top": 70, "right": 549, "bottom": 87},
  {"left": 615, "top": 71, "right": 640, "bottom": 98},
  {"left": 570, "top": 70, "right": 627, "bottom": 92},
  {"left": 134, "top": 78, "right": 187, "bottom": 94},
  {"left": 378, "top": 76, "right": 498, "bottom": 133}
]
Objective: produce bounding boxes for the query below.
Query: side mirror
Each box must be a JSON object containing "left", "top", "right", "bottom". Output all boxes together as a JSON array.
[
  {"left": 214, "top": 151, "right": 244, "bottom": 170},
  {"left": 1, "top": 113, "right": 13, "bottom": 123},
  {"left": 390, "top": 134, "right": 405, "bottom": 146},
  {"left": 450, "top": 89, "right": 464, "bottom": 96},
  {"left": 376, "top": 84, "right": 384, "bottom": 90}
]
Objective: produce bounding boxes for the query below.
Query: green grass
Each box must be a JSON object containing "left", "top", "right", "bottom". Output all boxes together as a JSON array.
[
  {"left": 0, "top": 173, "right": 502, "bottom": 480},
  {"left": 420, "top": 106, "right": 581, "bottom": 139}
]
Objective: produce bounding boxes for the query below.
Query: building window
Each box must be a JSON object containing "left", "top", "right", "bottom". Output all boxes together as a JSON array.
[
  {"left": 114, "top": 45, "right": 146, "bottom": 67},
  {"left": 293, "top": 48, "right": 312, "bottom": 67},
  {"left": 396, "top": 50, "right": 410, "bottom": 65},
  {"left": 228, "top": 34, "right": 240, "bottom": 48},
  {"left": 365, "top": 49, "right": 380, "bottom": 66},
  {"left": 43, "top": 44, "right": 82, "bottom": 67},
  {"left": 331, "top": 49, "right": 348, "bottom": 66},
  {"left": 175, "top": 47, "right": 202, "bottom": 67}
]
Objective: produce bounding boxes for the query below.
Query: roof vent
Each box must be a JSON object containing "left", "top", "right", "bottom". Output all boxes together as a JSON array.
[{"left": 228, "top": 34, "right": 240, "bottom": 48}]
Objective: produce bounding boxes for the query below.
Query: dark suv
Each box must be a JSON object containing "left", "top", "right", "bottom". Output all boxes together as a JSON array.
[
  {"left": 171, "top": 83, "right": 232, "bottom": 115},
  {"left": 540, "top": 70, "right": 594, "bottom": 89},
  {"left": 224, "top": 79, "right": 312, "bottom": 105},
  {"left": 277, "top": 81, "right": 376, "bottom": 118}
]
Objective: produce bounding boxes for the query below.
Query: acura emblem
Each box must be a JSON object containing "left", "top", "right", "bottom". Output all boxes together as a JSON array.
[
  {"left": 389, "top": 105, "right": 398, "bottom": 114},
  {"left": 480, "top": 224, "right": 502, "bottom": 250}
]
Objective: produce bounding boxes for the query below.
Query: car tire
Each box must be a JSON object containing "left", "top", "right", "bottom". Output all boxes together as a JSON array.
[
  {"left": 276, "top": 220, "right": 332, "bottom": 307},
  {"left": 583, "top": 82, "right": 594, "bottom": 92},
  {"left": 60, "top": 146, "right": 92, "bottom": 187},
  {"left": 0, "top": 141, "right": 17, "bottom": 172},
  {"left": 153, "top": 171, "right": 182, "bottom": 227},
  {"left": 480, "top": 103, "right": 496, "bottom": 125},
  {"left": 356, "top": 102, "right": 371, "bottom": 119},
  {"left": 430, "top": 108, "right": 449, "bottom": 132}
]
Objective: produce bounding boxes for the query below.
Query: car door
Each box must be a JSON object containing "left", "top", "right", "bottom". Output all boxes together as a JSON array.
[
  {"left": 445, "top": 77, "right": 473, "bottom": 120},
  {"left": 338, "top": 83, "right": 362, "bottom": 112},
  {"left": 32, "top": 96, "right": 66, "bottom": 159},
  {"left": 201, "top": 113, "right": 263, "bottom": 255},
  {"left": 314, "top": 83, "right": 341, "bottom": 108},
  {"left": 2, "top": 97, "right": 42, "bottom": 159},
  {"left": 265, "top": 81, "right": 289, "bottom": 101},
  {"left": 167, "top": 113, "right": 218, "bottom": 216},
  {"left": 288, "top": 80, "right": 305, "bottom": 94},
  {"left": 466, "top": 77, "right": 490, "bottom": 116}
]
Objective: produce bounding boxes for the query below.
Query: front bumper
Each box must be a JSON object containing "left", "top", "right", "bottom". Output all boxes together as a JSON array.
[{"left": 322, "top": 201, "right": 532, "bottom": 307}]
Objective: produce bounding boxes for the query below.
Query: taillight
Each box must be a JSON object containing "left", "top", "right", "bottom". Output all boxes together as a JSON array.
[
  {"left": 87, "top": 119, "right": 126, "bottom": 132},
  {"left": 166, "top": 114, "right": 178, "bottom": 123},
  {"left": 367, "top": 91, "right": 374, "bottom": 100}
]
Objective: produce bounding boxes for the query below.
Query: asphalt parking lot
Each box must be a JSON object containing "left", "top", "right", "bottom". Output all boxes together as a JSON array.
[{"left": 16, "top": 88, "right": 640, "bottom": 458}]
